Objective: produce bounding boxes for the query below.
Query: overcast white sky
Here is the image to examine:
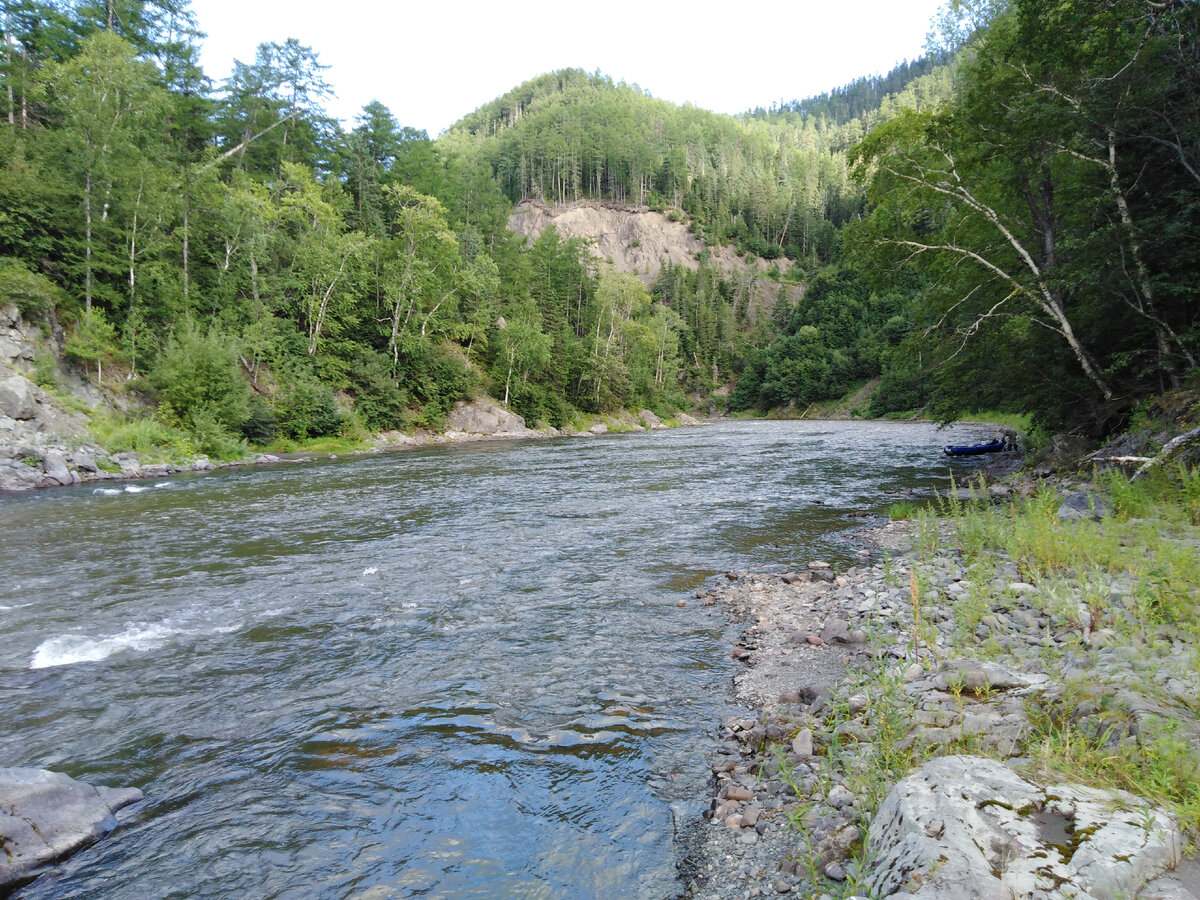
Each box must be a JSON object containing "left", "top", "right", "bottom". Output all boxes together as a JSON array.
[{"left": 189, "top": 0, "right": 949, "bottom": 137}]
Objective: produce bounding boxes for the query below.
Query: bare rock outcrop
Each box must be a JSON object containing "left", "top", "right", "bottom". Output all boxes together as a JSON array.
[
  {"left": 443, "top": 398, "right": 538, "bottom": 439},
  {"left": 866, "top": 755, "right": 1183, "bottom": 900},
  {"left": 506, "top": 200, "right": 803, "bottom": 324},
  {"left": 508, "top": 200, "right": 723, "bottom": 278}
]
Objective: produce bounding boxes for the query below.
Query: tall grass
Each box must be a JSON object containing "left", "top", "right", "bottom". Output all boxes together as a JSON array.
[
  {"left": 91, "top": 412, "right": 248, "bottom": 461},
  {"left": 938, "top": 468, "right": 1200, "bottom": 842}
]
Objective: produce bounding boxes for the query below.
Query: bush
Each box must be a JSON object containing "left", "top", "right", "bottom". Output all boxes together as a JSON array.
[
  {"left": 241, "top": 396, "right": 277, "bottom": 444},
  {"left": 272, "top": 378, "right": 342, "bottom": 439},
  {"left": 396, "top": 338, "right": 475, "bottom": 424},
  {"left": 0, "top": 257, "right": 59, "bottom": 318},
  {"left": 91, "top": 414, "right": 192, "bottom": 458},
  {"left": 151, "top": 323, "right": 251, "bottom": 432},
  {"left": 349, "top": 353, "right": 410, "bottom": 432},
  {"left": 508, "top": 381, "right": 572, "bottom": 429}
]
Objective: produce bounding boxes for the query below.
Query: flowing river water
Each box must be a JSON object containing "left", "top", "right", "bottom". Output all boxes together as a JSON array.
[{"left": 0, "top": 419, "right": 986, "bottom": 899}]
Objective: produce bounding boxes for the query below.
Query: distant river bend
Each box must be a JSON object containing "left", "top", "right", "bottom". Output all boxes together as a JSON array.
[{"left": 0, "top": 419, "right": 984, "bottom": 898}]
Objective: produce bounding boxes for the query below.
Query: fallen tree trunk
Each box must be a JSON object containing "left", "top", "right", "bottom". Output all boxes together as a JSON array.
[{"left": 1132, "top": 424, "right": 1200, "bottom": 480}]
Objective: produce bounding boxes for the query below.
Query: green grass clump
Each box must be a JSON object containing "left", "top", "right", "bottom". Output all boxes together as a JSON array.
[
  {"left": 1027, "top": 705, "right": 1200, "bottom": 844},
  {"left": 261, "top": 435, "right": 371, "bottom": 455},
  {"left": 887, "top": 500, "right": 921, "bottom": 520},
  {"left": 91, "top": 415, "right": 193, "bottom": 459},
  {"left": 91, "top": 412, "right": 248, "bottom": 462}
]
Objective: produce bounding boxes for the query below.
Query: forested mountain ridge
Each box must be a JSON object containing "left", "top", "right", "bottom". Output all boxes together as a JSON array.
[
  {"left": 0, "top": 2, "right": 957, "bottom": 460},
  {"left": 1, "top": 0, "right": 1195, "bottom": 468},
  {"left": 444, "top": 62, "right": 957, "bottom": 265},
  {"left": 746, "top": 54, "right": 950, "bottom": 125}
]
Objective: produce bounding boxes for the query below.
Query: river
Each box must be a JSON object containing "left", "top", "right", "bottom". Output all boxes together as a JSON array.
[{"left": 0, "top": 419, "right": 985, "bottom": 899}]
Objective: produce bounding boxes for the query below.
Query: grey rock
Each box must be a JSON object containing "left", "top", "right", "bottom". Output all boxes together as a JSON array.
[
  {"left": 0, "top": 767, "right": 143, "bottom": 891},
  {"left": 0, "top": 458, "right": 42, "bottom": 491},
  {"left": 70, "top": 452, "right": 98, "bottom": 473},
  {"left": 1058, "top": 491, "right": 1114, "bottom": 521},
  {"left": 444, "top": 398, "right": 532, "bottom": 436},
  {"left": 866, "top": 755, "right": 1181, "bottom": 900},
  {"left": 0, "top": 373, "right": 37, "bottom": 420},
  {"left": 812, "top": 820, "right": 860, "bottom": 866},
  {"left": 791, "top": 728, "right": 813, "bottom": 757},
  {"left": 826, "top": 785, "right": 856, "bottom": 809},
  {"left": 820, "top": 618, "right": 852, "bottom": 643},
  {"left": 637, "top": 409, "right": 665, "bottom": 429},
  {"left": 933, "top": 658, "right": 1050, "bottom": 695},
  {"left": 40, "top": 449, "right": 72, "bottom": 486},
  {"left": 823, "top": 862, "right": 846, "bottom": 881},
  {"left": 589, "top": 423, "right": 608, "bottom": 435},
  {"left": 677, "top": 413, "right": 701, "bottom": 426}
]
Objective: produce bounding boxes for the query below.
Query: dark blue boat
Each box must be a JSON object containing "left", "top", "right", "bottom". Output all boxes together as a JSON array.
[{"left": 943, "top": 439, "right": 1008, "bottom": 456}]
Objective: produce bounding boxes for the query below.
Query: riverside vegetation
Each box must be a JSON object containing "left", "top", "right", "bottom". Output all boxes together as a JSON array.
[
  {"left": 681, "top": 466, "right": 1200, "bottom": 899},
  {"left": 2, "top": 0, "right": 1198, "bottom": 467}
]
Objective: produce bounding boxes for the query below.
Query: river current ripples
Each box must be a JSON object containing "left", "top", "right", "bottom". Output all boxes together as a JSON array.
[{"left": 0, "top": 419, "right": 985, "bottom": 898}]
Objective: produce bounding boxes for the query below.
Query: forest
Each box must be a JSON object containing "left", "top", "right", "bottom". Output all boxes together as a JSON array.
[{"left": 1, "top": 0, "right": 1197, "bottom": 457}]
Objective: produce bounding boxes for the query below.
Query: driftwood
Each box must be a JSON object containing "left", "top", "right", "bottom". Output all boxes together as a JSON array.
[{"left": 1132, "top": 424, "right": 1200, "bottom": 480}]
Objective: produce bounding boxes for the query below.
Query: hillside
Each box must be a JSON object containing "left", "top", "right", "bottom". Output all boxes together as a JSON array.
[
  {"left": 506, "top": 199, "right": 803, "bottom": 327},
  {"left": 446, "top": 62, "right": 956, "bottom": 266},
  {"left": 2, "top": 0, "right": 1195, "bottom": 458}
]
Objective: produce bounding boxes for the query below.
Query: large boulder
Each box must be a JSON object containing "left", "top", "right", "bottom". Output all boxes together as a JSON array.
[
  {"left": 638, "top": 409, "right": 665, "bottom": 429},
  {"left": 0, "top": 767, "right": 143, "bottom": 891},
  {"left": 0, "top": 456, "right": 44, "bottom": 491},
  {"left": 444, "top": 398, "right": 532, "bottom": 436},
  {"left": 41, "top": 449, "right": 76, "bottom": 486},
  {"left": 866, "top": 756, "right": 1182, "bottom": 900},
  {"left": 0, "top": 373, "right": 37, "bottom": 420}
]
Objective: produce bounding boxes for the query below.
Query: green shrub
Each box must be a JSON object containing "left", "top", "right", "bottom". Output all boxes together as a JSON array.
[
  {"left": 241, "top": 396, "right": 277, "bottom": 444},
  {"left": 272, "top": 378, "right": 342, "bottom": 439},
  {"left": 189, "top": 406, "right": 248, "bottom": 459},
  {"left": 0, "top": 257, "right": 59, "bottom": 318},
  {"left": 349, "top": 353, "right": 410, "bottom": 432},
  {"left": 91, "top": 414, "right": 191, "bottom": 458},
  {"left": 151, "top": 323, "right": 251, "bottom": 433},
  {"left": 33, "top": 348, "right": 59, "bottom": 390},
  {"left": 887, "top": 500, "right": 921, "bottom": 520},
  {"left": 64, "top": 308, "right": 121, "bottom": 383},
  {"left": 395, "top": 338, "right": 475, "bottom": 425}
]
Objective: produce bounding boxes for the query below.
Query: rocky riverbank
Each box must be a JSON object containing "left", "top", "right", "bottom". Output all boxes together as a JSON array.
[
  {"left": 2, "top": 300, "right": 703, "bottom": 493},
  {"left": 0, "top": 382, "right": 702, "bottom": 493},
  {"left": 679, "top": 496, "right": 1200, "bottom": 899}
]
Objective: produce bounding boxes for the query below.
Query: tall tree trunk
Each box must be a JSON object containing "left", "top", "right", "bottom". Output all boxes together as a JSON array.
[
  {"left": 84, "top": 171, "right": 94, "bottom": 313},
  {"left": 182, "top": 170, "right": 191, "bottom": 303}
]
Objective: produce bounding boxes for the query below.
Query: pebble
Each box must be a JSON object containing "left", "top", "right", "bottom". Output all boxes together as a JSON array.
[{"left": 791, "top": 728, "right": 813, "bottom": 757}]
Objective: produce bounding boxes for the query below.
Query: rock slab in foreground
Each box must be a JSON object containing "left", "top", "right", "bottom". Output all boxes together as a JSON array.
[
  {"left": 867, "top": 755, "right": 1183, "bottom": 900},
  {"left": 0, "top": 767, "right": 143, "bottom": 891}
]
